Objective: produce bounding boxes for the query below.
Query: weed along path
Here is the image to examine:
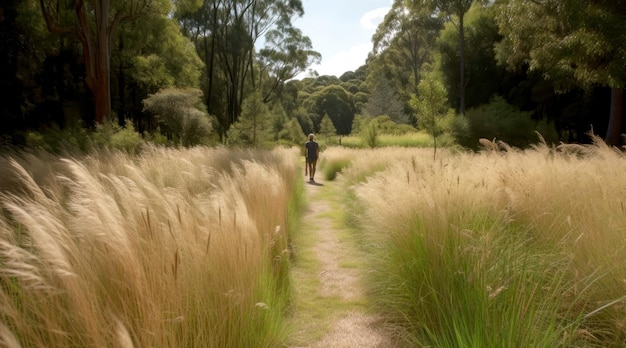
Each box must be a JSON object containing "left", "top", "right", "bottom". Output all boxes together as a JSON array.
[{"left": 287, "top": 178, "right": 395, "bottom": 348}]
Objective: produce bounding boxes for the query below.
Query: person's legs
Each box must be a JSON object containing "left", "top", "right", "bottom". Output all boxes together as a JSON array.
[{"left": 309, "top": 161, "right": 317, "bottom": 180}]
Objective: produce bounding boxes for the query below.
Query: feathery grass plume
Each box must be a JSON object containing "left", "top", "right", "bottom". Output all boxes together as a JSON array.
[
  {"left": 337, "top": 139, "right": 626, "bottom": 346},
  {"left": 0, "top": 322, "right": 19, "bottom": 348},
  {"left": 0, "top": 145, "right": 299, "bottom": 347}
]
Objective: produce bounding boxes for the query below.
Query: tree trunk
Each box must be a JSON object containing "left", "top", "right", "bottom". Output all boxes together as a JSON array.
[
  {"left": 458, "top": 14, "right": 466, "bottom": 115},
  {"left": 605, "top": 87, "right": 624, "bottom": 146}
]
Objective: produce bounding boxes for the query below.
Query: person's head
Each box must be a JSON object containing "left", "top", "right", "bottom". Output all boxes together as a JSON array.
[{"left": 308, "top": 133, "right": 315, "bottom": 141}]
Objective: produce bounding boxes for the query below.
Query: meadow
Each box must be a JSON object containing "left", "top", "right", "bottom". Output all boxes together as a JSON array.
[
  {"left": 336, "top": 131, "right": 456, "bottom": 149},
  {"left": 1, "top": 138, "right": 626, "bottom": 347},
  {"left": 0, "top": 146, "right": 301, "bottom": 347},
  {"left": 322, "top": 137, "right": 626, "bottom": 347}
]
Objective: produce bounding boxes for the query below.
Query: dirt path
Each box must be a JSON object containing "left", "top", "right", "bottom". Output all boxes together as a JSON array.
[{"left": 287, "top": 179, "right": 396, "bottom": 348}]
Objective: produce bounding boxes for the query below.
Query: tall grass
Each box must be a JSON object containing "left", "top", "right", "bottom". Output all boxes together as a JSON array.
[
  {"left": 0, "top": 145, "right": 300, "bottom": 347},
  {"left": 340, "top": 139, "right": 626, "bottom": 347},
  {"left": 340, "top": 132, "right": 456, "bottom": 148}
]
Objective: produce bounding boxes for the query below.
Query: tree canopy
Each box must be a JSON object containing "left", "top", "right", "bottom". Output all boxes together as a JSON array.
[{"left": 0, "top": 0, "right": 624, "bottom": 148}]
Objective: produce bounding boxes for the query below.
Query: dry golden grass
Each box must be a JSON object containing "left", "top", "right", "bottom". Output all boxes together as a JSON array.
[
  {"left": 335, "top": 139, "right": 626, "bottom": 346},
  {"left": 0, "top": 145, "right": 299, "bottom": 347}
]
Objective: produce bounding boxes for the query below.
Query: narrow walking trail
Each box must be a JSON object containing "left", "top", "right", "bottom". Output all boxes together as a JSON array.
[{"left": 287, "top": 178, "right": 395, "bottom": 348}]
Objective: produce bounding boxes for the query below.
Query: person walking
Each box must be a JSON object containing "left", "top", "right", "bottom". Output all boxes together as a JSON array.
[{"left": 304, "top": 133, "right": 319, "bottom": 182}]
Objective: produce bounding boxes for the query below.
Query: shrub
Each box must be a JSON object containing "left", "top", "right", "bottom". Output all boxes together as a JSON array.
[
  {"left": 459, "top": 96, "right": 559, "bottom": 149},
  {"left": 25, "top": 125, "right": 91, "bottom": 153},
  {"left": 110, "top": 123, "right": 143, "bottom": 154},
  {"left": 143, "top": 88, "right": 214, "bottom": 146},
  {"left": 93, "top": 121, "right": 143, "bottom": 154}
]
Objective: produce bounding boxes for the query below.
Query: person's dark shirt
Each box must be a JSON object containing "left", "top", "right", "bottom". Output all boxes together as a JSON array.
[{"left": 305, "top": 141, "right": 319, "bottom": 162}]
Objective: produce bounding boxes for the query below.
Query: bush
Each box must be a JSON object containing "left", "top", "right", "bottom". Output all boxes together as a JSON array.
[
  {"left": 93, "top": 121, "right": 143, "bottom": 154},
  {"left": 143, "top": 88, "right": 215, "bottom": 146},
  {"left": 25, "top": 125, "right": 91, "bottom": 153},
  {"left": 110, "top": 124, "right": 143, "bottom": 154},
  {"left": 459, "top": 96, "right": 559, "bottom": 149}
]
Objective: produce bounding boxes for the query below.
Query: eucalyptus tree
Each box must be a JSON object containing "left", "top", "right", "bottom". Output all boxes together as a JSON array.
[
  {"left": 437, "top": 5, "right": 501, "bottom": 110},
  {"left": 38, "top": 0, "right": 172, "bottom": 124},
  {"left": 372, "top": 0, "right": 442, "bottom": 96},
  {"left": 177, "top": 0, "right": 315, "bottom": 136},
  {"left": 495, "top": 0, "right": 626, "bottom": 145},
  {"left": 407, "top": 0, "right": 488, "bottom": 114},
  {"left": 257, "top": 26, "right": 321, "bottom": 103},
  {"left": 114, "top": 13, "right": 204, "bottom": 128}
]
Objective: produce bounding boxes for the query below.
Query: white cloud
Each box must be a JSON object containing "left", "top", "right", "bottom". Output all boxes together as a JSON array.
[{"left": 360, "top": 7, "right": 389, "bottom": 30}]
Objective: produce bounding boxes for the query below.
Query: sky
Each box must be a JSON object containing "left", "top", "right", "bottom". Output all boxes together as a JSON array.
[{"left": 292, "top": 0, "right": 392, "bottom": 78}]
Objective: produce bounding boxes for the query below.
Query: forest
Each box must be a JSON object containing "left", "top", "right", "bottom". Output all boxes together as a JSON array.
[{"left": 0, "top": 0, "right": 624, "bottom": 151}]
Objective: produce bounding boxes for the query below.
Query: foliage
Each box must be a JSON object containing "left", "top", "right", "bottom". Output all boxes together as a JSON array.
[
  {"left": 292, "top": 106, "right": 314, "bottom": 135},
  {"left": 407, "top": 0, "right": 489, "bottom": 114},
  {"left": 302, "top": 85, "right": 356, "bottom": 135},
  {"left": 318, "top": 114, "right": 337, "bottom": 140},
  {"left": 494, "top": 0, "right": 626, "bottom": 145},
  {"left": 410, "top": 73, "right": 457, "bottom": 157},
  {"left": 436, "top": 5, "right": 503, "bottom": 110},
  {"left": 278, "top": 118, "right": 305, "bottom": 145},
  {"left": 228, "top": 91, "right": 272, "bottom": 147},
  {"left": 459, "top": 96, "right": 559, "bottom": 149},
  {"left": 258, "top": 26, "right": 322, "bottom": 103},
  {"left": 178, "top": 0, "right": 319, "bottom": 135},
  {"left": 38, "top": 0, "right": 172, "bottom": 124},
  {"left": 358, "top": 115, "right": 418, "bottom": 149},
  {"left": 369, "top": 0, "right": 443, "bottom": 108},
  {"left": 363, "top": 78, "right": 410, "bottom": 124},
  {"left": 25, "top": 125, "right": 91, "bottom": 154},
  {"left": 126, "top": 16, "right": 204, "bottom": 90},
  {"left": 495, "top": 0, "right": 626, "bottom": 90},
  {"left": 93, "top": 121, "right": 144, "bottom": 154},
  {"left": 142, "top": 87, "right": 214, "bottom": 146},
  {"left": 362, "top": 121, "right": 380, "bottom": 148}
]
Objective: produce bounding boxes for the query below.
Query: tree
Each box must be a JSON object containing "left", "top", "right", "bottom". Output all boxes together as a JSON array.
[
  {"left": 303, "top": 85, "right": 356, "bottom": 135},
  {"left": 411, "top": 73, "right": 456, "bottom": 159},
  {"left": 318, "top": 113, "right": 337, "bottom": 141},
  {"left": 437, "top": 5, "right": 502, "bottom": 110},
  {"left": 408, "top": 0, "right": 488, "bottom": 114},
  {"left": 39, "top": 0, "right": 165, "bottom": 124},
  {"left": 293, "top": 106, "right": 313, "bottom": 135},
  {"left": 372, "top": 0, "right": 442, "bottom": 95},
  {"left": 178, "top": 0, "right": 312, "bottom": 136},
  {"left": 227, "top": 91, "right": 271, "bottom": 146},
  {"left": 114, "top": 13, "right": 204, "bottom": 129},
  {"left": 257, "top": 26, "right": 321, "bottom": 103},
  {"left": 495, "top": 0, "right": 626, "bottom": 145},
  {"left": 363, "top": 77, "right": 409, "bottom": 124},
  {"left": 278, "top": 117, "right": 304, "bottom": 144}
]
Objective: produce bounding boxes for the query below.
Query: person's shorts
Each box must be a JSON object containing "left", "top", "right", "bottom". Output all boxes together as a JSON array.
[{"left": 306, "top": 157, "right": 317, "bottom": 163}]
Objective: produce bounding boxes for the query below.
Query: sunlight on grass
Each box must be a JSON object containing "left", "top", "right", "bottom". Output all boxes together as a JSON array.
[
  {"left": 0, "top": 146, "right": 300, "bottom": 347},
  {"left": 334, "top": 137, "right": 626, "bottom": 347},
  {"left": 340, "top": 131, "right": 455, "bottom": 148}
]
